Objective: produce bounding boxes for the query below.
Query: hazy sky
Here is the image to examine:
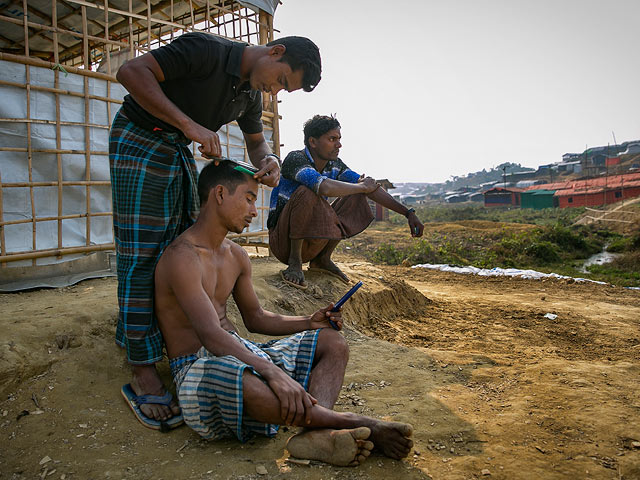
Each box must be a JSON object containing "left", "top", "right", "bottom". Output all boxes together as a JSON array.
[{"left": 273, "top": 0, "right": 640, "bottom": 183}]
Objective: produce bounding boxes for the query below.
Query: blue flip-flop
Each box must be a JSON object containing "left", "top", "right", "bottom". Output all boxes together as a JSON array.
[{"left": 121, "top": 384, "right": 184, "bottom": 432}]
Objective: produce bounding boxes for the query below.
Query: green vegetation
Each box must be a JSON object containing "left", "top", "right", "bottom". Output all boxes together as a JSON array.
[
  {"left": 389, "top": 204, "right": 585, "bottom": 226},
  {"left": 360, "top": 205, "right": 640, "bottom": 287},
  {"left": 370, "top": 222, "right": 601, "bottom": 268}
]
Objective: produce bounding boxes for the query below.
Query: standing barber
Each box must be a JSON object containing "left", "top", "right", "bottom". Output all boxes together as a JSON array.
[{"left": 109, "top": 32, "right": 321, "bottom": 427}]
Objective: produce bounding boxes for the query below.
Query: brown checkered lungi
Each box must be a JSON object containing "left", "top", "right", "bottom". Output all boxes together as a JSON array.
[{"left": 269, "top": 186, "right": 374, "bottom": 264}]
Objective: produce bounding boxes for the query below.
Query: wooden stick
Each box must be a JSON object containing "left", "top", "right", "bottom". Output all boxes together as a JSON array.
[
  {"left": 128, "top": 0, "right": 134, "bottom": 60},
  {"left": 1, "top": 181, "right": 111, "bottom": 188},
  {"left": 0, "top": 80, "right": 123, "bottom": 103},
  {"left": 1, "top": 212, "right": 112, "bottom": 228},
  {"left": 0, "top": 52, "right": 117, "bottom": 82},
  {"left": 227, "top": 231, "right": 270, "bottom": 239},
  {"left": 146, "top": 0, "right": 152, "bottom": 50},
  {"left": 0, "top": 243, "right": 115, "bottom": 264},
  {"left": 82, "top": 4, "right": 92, "bottom": 247},
  {"left": 63, "top": 0, "right": 190, "bottom": 31},
  {"left": 0, "top": 169, "right": 5, "bottom": 263},
  {"left": 103, "top": 0, "right": 112, "bottom": 76},
  {"left": 0, "top": 118, "right": 111, "bottom": 129},
  {"left": 189, "top": 0, "right": 195, "bottom": 28},
  {"left": 0, "top": 15, "right": 129, "bottom": 49}
]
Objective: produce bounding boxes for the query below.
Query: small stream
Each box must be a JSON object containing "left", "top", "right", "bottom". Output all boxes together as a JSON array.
[{"left": 580, "top": 244, "right": 621, "bottom": 273}]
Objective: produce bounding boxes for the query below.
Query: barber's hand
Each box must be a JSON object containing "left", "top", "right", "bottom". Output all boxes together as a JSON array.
[
  {"left": 263, "top": 367, "right": 317, "bottom": 426},
  {"left": 310, "top": 303, "right": 342, "bottom": 330},
  {"left": 408, "top": 212, "right": 424, "bottom": 238},
  {"left": 182, "top": 122, "right": 221, "bottom": 158},
  {"left": 254, "top": 156, "right": 280, "bottom": 187},
  {"left": 358, "top": 175, "right": 379, "bottom": 194}
]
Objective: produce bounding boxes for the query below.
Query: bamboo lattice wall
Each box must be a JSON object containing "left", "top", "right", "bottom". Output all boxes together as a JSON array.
[{"left": 0, "top": 0, "right": 279, "bottom": 267}]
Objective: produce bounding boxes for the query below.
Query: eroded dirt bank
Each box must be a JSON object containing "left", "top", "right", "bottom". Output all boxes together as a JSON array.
[{"left": 1, "top": 257, "right": 639, "bottom": 479}]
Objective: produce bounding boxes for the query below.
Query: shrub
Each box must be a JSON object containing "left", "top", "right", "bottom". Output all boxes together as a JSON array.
[
  {"left": 525, "top": 241, "right": 560, "bottom": 264},
  {"left": 370, "top": 243, "right": 404, "bottom": 265},
  {"left": 606, "top": 236, "right": 631, "bottom": 253}
]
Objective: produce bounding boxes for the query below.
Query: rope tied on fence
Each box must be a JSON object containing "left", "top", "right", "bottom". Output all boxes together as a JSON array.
[{"left": 51, "top": 63, "right": 68, "bottom": 76}]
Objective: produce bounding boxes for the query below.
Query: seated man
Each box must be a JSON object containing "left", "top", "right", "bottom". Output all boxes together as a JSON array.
[
  {"left": 267, "top": 114, "right": 424, "bottom": 289},
  {"left": 154, "top": 161, "right": 413, "bottom": 466}
]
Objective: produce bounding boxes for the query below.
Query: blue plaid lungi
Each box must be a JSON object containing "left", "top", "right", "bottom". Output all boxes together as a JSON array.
[
  {"left": 109, "top": 108, "right": 199, "bottom": 364},
  {"left": 170, "top": 330, "right": 320, "bottom": 442}
]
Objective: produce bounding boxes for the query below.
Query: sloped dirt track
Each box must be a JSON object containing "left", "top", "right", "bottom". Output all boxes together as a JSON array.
[{"left": 1, "top": 256, "right": 639, "bottom": 480}]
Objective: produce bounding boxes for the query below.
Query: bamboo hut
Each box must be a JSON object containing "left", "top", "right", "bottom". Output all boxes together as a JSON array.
[{"left": 0, "top": 0, "right": 280, "bottom": 279}]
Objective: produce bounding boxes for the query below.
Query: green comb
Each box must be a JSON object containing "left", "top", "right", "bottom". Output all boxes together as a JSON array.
[
  {"left": 233, "top": 165, "right": 257, "bottom": 176},
  {"left": 209, "top": 156, "right": 258, "bottom": 176}
]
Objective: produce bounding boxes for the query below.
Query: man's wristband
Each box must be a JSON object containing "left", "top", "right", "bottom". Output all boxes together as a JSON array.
[{"left": 404, "top": 207, "right": 415, "bottom": 218}]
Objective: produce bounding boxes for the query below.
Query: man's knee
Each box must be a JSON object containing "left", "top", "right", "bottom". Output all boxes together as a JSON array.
[{"left": 316, "top": 328, "right": 349, "bottom": 363}]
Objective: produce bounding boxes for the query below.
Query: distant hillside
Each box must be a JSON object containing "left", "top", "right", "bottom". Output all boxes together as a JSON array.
[
  {"left": 391, "top": 163, "right": 532, "bottom": 196},
  {"left": 443, "top": 162, "right": 533, "bottom": 190}
]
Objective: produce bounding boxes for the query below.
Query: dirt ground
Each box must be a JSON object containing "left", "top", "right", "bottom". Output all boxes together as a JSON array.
[{"left": 1, "top": 249, "right": 640, "bottom": 479}]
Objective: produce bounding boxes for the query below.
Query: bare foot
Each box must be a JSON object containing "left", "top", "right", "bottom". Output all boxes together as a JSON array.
[
  {"left": 309, "top": 258, "right": 349, "bottom": 283},
  {"left": 369, "top": 420, "right": 414, "bottom": 460},
  {"left": 286, "top": 427, "right": 373, "bottom": 467},
  {"left": 282, "top": 264, "right": 306, "bottom": 288},
  {"left": 131, "top": 364, "right": 181, "bottom": 421}
]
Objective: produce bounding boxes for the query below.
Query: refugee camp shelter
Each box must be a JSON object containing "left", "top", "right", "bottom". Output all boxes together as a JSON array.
[
  {"left": 483, "top": 186, "right": 522, "bottom": 207},
  {"left": 520, "top": 189, "right": 557, "bottom": 210},
  {"left": 531, "top": 173, "right": 640, "bottom": 209},
  {"left": 0, "top": 0, "right": 281, "bottom": 286}
]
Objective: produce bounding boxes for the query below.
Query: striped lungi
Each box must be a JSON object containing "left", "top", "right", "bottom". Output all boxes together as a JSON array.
[
  {"left": 109, "top": 108, "right": 199, "bottom": 364},
  {"left": 170, "top": 330, "right": 320, "bottom": 442},
  {"left": 269, "top": 186, "right": 374, "bottom": 265}
]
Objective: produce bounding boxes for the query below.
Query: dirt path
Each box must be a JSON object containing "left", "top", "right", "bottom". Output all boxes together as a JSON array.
[{"left": 1, "top": 257, "right": 639, "bottom": 479}]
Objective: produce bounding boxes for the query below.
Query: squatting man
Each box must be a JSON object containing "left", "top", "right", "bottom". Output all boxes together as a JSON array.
[{"left": 268, "top": 114, "right": 424, "bottom": 289}]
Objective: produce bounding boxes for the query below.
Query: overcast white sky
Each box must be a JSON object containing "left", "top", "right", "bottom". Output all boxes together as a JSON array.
[{"left": 272, "top": 0, "right": 640, "bottom": 183}]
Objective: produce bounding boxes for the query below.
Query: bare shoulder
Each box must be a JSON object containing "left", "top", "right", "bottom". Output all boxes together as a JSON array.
[
  {"left": 157, "top": 236, "right": 203, "bottom": 278},
  {"left": 224, "top": 238, "right": 250, "bottom": 263}
]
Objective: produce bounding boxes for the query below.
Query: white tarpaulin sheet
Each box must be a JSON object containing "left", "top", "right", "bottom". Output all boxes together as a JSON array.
[
  {"left": 410, "top": 263, "right": 640, "bottom": 290},
  {"left": 238, "top": 0, "right": 280, "bottom": 15},
  {"left": 0, "top": 60, "right": 271, "bottom": 268}
]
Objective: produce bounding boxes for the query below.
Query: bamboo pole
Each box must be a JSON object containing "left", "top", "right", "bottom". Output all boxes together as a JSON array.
[
  {"left": 63, "top": 0, "right": 190, "bottom": 31},
  {"left": 0, "top": 52, "right": 117, "bottom": 82},
  {"left": 53, "top": 6, "right": 63, "bottom": 257},
  {"left": 1, "top": 212, "right": 112, "bottom": 228},
  {"left": 0, "top": 243, "right": 115, "bottom": 264},
  {"left": 227, "top": 231, "right": 270, "bottom": 239},
  {"left": 0, "top": 80, "right": 123, "bottom": 103},
  {"left": 2, "top": 181, "right": 111, "bottom": 188},
  {"left": 0, "top": 147, "right": 109, "bottom": 155},
  {"left": 188, "top": 0, "right": 195, "bottom": 28},
  {"left": 170, "top": 0, "right": 174, "bottom": 41},
  {"left": 24, "top": 0, "right": 35, "bottom": 264},
  {"left": 82, "top": 5, "right": 92, "bottom": 247},
  {"left": 128, "top": 0, "right": 134, "bottom": 60},
  {"left": 0, "top": 15, "right": 129, "bottom": 49},
  {"left": 0, "top": 118, "right": 112, "bottom": 129},
  {"left": 146, "top": 0, "right": 152, "bottom": 50},
  {"left": 0, "top": 169, "right": 5, "bottom": 264},
  {"left": 103, "top": 0, "right": 112, "bottom": 76}
]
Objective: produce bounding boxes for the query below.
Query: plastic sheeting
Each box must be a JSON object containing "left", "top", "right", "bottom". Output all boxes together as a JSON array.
[
  {"left": 238, "top": 0, "right": 280, "bottom": 15},
  {"left": 0, "top": 60, "right": 126, "bottom": 267},
  {"left": 411, "top": 263, "right": 610, "bottom": 284},
  {"left": 0, "top": 59, "right": 272, "bottom": 268}
]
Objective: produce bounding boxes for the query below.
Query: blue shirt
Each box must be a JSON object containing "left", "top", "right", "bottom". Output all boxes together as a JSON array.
[{"left": 267, "top": 147, "right": 361, "bottom": 229}]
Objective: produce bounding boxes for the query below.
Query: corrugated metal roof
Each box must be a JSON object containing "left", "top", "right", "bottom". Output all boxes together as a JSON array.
[{"left": 525, "top": 172, "right": 640, "bottom": 193}]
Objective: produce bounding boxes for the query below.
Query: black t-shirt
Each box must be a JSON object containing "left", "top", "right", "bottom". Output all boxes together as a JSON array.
[{"left": 121, "top": 32, "right": 263, "bottom": 136}]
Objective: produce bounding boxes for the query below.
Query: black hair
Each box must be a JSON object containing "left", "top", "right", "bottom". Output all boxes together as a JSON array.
[
  {"left": 303, "top": 114, "right": 341, "bottom": 148},
  {"left": 197, "top": 161, "right": 250, "bottom": 205},
  {"left": 266, "top": 36, "right": 321, "bottom": 92}
]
